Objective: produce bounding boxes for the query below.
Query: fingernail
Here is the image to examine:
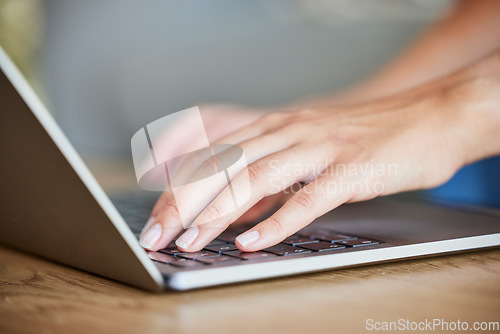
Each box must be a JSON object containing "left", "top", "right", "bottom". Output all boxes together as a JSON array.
[
  {"left": 140, "top": 217, "right": 156, "bottom": 238},
  {"left": 236, "top": 230, "right": 260, "bottom": 247},
  {"left": 175, "top": 225, "right": 199, "bottom": 249},
  {"left": 139, "top": 223, "right": 162, "bottom": 249}
]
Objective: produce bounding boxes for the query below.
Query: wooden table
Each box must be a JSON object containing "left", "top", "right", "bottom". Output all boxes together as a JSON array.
[
  {"left": 1, "top": 160, "right": 499, "bottom": 333},
  {"left": 1, "top": 245, "right": 499, "bottom": 334}
]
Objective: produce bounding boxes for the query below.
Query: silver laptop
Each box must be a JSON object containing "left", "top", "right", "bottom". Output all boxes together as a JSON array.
[{"left": 1, "top": 46, "right": 499, "bottom": 292}]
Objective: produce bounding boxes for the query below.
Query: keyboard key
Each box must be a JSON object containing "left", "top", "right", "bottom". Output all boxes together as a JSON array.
[
  {"left": 336, "top": 239, "right": 380, "bottom": 247},
  {"left": 282, "top": 236, "right": 319, "bottom": 246},
  {"left": 177, "top": 251, "right": 220, "bottom": 259},
  {"left": 298, "top": 241, "right": 346, "bottom": 252},
  {"left": 217, "top": 225, "right": 251, "bottom": 242},
  {"left": 206, "top": 239, "right": 229, "bottom": 247},
  {"left": 263, "top": 244, "right": 311, "bottom": 256},
  {"left": 313, "top": 234, "right": 357, "bottom": 243},
  {"left": 223, "top": 250, "right": 277, "bottom": 260},
  {"left": 205, "top": 243, "right": 239, "bottom": 253},
  {"left": 159, "top": 247, "right": 184, "bottom": 255},
  {"left": 197, "top": 255, "right": 241, "bottom": 265},
  {"left": 299, "top": 229, "right": 356, "bottom": 242},
  {"left": 148, "top": 252, "right": 178, "bottom": 263},
  {"left": 298, "top": 228, "right": 331, "bottom": 237},
  {"left": 169, "top": 259, "right": 206, "bottom": 268}
]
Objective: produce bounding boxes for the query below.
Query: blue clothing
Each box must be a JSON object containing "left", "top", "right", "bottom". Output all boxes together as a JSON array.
[{"left": 424, "top": 156, "right": 500, "bottom": 208}]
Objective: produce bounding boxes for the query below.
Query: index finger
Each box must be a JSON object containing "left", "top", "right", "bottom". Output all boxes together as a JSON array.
[{"left": 234, "top": 173, "right": 355, "bottom": 252}]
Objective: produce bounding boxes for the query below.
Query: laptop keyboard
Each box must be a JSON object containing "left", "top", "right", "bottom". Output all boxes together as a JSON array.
[
  {"left": 112, "top": 195, "right": 384, "bottom": 270},
  {"left": 148, "top": 227, "right": 383, "bottom": 269}
]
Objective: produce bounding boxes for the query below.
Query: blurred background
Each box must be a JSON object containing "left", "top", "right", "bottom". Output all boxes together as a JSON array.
[{"left": 0, "top": 0, "right": 453, "bottom": 190}]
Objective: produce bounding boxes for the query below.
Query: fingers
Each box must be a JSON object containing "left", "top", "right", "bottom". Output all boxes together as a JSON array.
[
  {"left": 140, "top": 130, "right": 293, "bottom": 251},
  {"left": 173, "top": 151, "right": 294, "bottom": 251},
  {"left": 179, "top": 131, "right": 292, "bottom": 189},
  {"left": 234, "top": 174, "right": 354, "bottom": 252},
  {"left": 140, "top": 111, "right": 304, "bottom": 252},
  {"left": 139, "top": 193, "right": 185, "bottom": 251},
  {"left": 165, "top": 119, "right": 288, "bottom": 192},
  {"left": 174, "top": 145, "right": 334, "bottom": 252}
]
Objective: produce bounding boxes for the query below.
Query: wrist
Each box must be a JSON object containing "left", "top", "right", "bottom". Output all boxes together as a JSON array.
[{"left": 444, "top": 59, "right": 500, "bottom": 165}]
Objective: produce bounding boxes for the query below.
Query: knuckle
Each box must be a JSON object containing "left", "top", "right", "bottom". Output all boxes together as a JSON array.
[
  {"left": 290, "top": 191, "right": 315, "bottom": 211},
  {"left": 267, "top": 215, "right": 288, "bottom": 236},
  {"left": 199, "top": 158, "right": 216, "bottom": 173},
  {"left": 247, "top": 163, "right": 269, "bottom": 186},
  {"left": 203, "top": 204, "right": 221, "bottom": 222},
  {"left": 183, "top": 153, "right": 198, "bottom": 165},
  {"left": 161, "top": 201, "right": 180, "bottom": 220},
  {"left": 151, "top": 193, "right": 169, "bottom": 215},
  {"left": 211, "top": 152, "right": 227, "bottom": 170},
  {"left": 182, "top": 153, "right": 203, "bottom": 169},
  {"left": 156, "top": 202, "right": 182, "bottom": 229}
]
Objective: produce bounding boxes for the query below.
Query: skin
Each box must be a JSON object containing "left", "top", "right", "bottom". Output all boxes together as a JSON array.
[{"left": 139, "top": 0, "right": 500, "bottom": 253}]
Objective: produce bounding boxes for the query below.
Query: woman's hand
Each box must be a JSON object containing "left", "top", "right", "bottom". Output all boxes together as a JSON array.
[
  {"left": 137, "top": 104, "right": 289, "bottom": 242},
  {"left": 140, "top": 53, "right": 500, "bottom": 253}
]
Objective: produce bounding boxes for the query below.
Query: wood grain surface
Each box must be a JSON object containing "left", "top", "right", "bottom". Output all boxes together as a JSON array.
[{"left": 1, "top": 245, "right": 499, "bottom": 334}]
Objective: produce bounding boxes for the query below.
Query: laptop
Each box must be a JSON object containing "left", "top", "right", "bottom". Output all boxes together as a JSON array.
[{"left": 1, "top": 46, "right": 499, "bottom": 292}]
